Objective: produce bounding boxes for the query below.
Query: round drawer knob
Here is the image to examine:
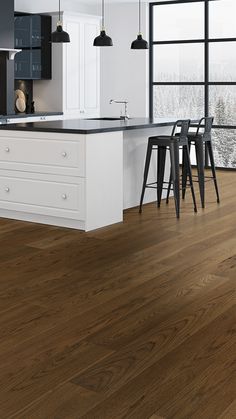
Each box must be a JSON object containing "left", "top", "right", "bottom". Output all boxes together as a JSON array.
[
  {"left": 5, "top": 147, "right": 10, "bottom": 153},
  {"left": 5, "top": 187, "right": 10, "bottom": 193},
  {"left": 62, "top": 194, "right": 67, "bottom": 200},
  {"left": 61, "top": 151, "right": 67, "bottom": 158}
]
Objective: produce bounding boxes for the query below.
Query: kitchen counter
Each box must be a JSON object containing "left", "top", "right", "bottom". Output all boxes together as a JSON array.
[
  {"left": 0, "top": 117, "right": 178, "bottom": 231},
  {"left": 0, "top": 117, "right": 177, "bottom": 134}
]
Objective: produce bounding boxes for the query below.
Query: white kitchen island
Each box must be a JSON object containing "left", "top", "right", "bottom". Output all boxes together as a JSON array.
[{"left": 0, "top": 118, "right": 176, "bottom": 231}]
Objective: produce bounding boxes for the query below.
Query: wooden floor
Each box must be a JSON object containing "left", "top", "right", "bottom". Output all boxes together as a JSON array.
[{"left": 0, "top": 170, "right": 235, "bottom": 419}]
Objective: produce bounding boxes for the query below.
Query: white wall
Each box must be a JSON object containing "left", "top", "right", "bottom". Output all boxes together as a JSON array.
[{"left": 100, "top": 2, "right": 149, "bottom": 118}]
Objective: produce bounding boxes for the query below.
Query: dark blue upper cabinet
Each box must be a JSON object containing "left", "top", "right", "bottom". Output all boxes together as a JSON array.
[
  {"left": 15, "top": 16, "right": 31, "bottom": 48},
  {"left": 31, "top": 15, "right": 42, "bottom": 48},
  {"left": 14, "top": 14, "right": 52, "bottom": 80}
]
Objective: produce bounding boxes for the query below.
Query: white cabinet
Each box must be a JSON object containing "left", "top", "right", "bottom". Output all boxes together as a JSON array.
[
  {"left": 63, "top": 13, "right": 100, "bottom": 118},
  {"left": 0, "top": 129, "right": 123, "bottom": 232},
  {"left": 0, "top": 173, "right": 85, "bottom": 219},
  {"left": 34, "top": 13, "right": 100, "bottom": 119},
  {"left": 0, "top": 131, "right": 85, "bottom": 176}
]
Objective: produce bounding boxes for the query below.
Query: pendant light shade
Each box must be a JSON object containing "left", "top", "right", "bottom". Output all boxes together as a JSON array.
[
  {"left": 94, "top": 30, "right": 113, "bottom": 47},
  {"left": 51, "top": 24, "right": 70, "bottom": 43},
  {"left": 131, "top": 34, "right": 148, "bottom": 50},
  {"left": 51, "top": 0, "right": 70, "bottom": 43},
  {"left": 94, "top": 0, "right": 113, "bottom": 47},
  {"left": 131, "top": 0, "right": 148, "bottom": 50}
]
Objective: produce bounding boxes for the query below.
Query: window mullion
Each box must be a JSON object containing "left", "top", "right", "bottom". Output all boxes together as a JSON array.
[{"left": 205, "top": 0, "right": 209, "bottom": 118}]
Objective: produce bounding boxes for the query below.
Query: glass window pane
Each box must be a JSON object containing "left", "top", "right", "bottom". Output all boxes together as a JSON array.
[
  {"left": 209, "top": 42, "right": 236, "bottom": 82},
  {"left": 153, "top": 3, "right": 204, "bottom": 41},
  {"left": 153, "top": 43, "right": 204, "bottom": 82},
  {"left": 209, "top": 86, "right": 236, "bottom": 125},
  {"left": 209, "top": 0, "right": 236, "bottom": 39},
  {"left": 153, "top": 86, "right": 204, "bottom": 119},
  {"left": 212, "top": 129, "right": 236, "bottom": 168}
]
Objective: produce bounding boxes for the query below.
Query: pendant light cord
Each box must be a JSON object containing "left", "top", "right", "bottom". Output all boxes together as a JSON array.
[
  {"left": 102, "top": 0, "right": 105, "bottom": 30},
  {"left": 139, "top": 0, "right": 141, "bottom": 35},
  {"left": 59, "top": 0, "right": 61, "bottom": 23}
]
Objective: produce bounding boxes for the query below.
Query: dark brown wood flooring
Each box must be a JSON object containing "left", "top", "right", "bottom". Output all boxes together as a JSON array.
[{"left": 0, "top": 170, "right": 235, "bottom": 419}]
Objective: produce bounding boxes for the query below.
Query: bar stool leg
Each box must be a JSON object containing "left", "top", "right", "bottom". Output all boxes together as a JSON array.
[
  {"left": 166, "top": 173, "right": 172, "bottom": 204},
  {"left": 182, "top": 142, "right": 191, "bottom": 200},
  {"left": 139, "top": 142, "right": 153, "bottom": 213},
  {"left": 206, "top": 141, "right": 220, "bottom": 203},
  {"left": 182, "top": 145, "right": 188, "bottom": 200},
  {"left": 185, "top": 145, "right": 198, "bottom": 213},
  {"left": 157, "top": 146, "right": 167, "bottom": 208},
  {"left": 169, "top": 142, "right": 180, "bottom": 218},
  {"left": 195, "top": 140, "right": 205, "bottom": 208}
]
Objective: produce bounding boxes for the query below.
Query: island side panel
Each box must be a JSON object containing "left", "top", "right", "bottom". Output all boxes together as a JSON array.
[
  {"left": 123, "top": 126, "right": 173, "bottom": 210},
  {"left": 85, "top": 131, "right": 123, "bottom": 231}
]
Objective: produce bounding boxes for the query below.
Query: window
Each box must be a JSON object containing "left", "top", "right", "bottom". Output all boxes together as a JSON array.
[
  {"left": 153, "top": 85, "right": 204, "bottom": 120},
  {"left": 150, "top": 0, "right": 236, "bottom": 169},
  {"left": 153, "top": 2, "right": 204, "bottom": 41},
  {"left": 153, "top": 43, "right": 204, "bottom": 82}
]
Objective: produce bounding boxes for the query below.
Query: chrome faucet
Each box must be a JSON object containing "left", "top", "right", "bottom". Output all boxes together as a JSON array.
[{"left": 109, "top": 99, "right": 130, "bottom": 120}]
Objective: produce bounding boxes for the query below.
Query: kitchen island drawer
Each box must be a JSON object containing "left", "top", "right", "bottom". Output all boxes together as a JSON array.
[
  {"left": 0, "top": 175, "right": 85, "bottom": 219},
  {"left": 0, "top": 132, "right": 85, "bottom": 176}
]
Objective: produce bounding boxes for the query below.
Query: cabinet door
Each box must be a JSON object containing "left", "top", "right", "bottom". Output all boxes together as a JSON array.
[
  {"left": 14, "top": 14, "right": 51, "bottom": 80},
  {"left": 63, "top": 15, "right": 100, "bottom": 118},
  {"left": 63, "top": 18, "right": 81, "bottom": 116},
  {"left": 83, "top": 19, "right": 100, "bottom": 118},
  {"left": 31, "top": 15, "right": 42, "bottom": 47},
  {"left": 15, "top": 16, "right": 31, "bottom": 48},
  {"left": 15, "top": 50, "right": 31, "bottom": 79},
  {"left": 32, "top": 50, "right": 42, "bottom": 79}
]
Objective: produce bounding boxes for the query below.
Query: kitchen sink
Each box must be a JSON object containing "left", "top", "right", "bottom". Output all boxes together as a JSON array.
[{"left": 85, "top": 117, "right": 124, "bottom": 121}]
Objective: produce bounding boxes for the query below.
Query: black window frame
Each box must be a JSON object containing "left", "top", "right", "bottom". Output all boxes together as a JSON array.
[{"left": 149, "top": 0, "right": 236, "bottom": 170}]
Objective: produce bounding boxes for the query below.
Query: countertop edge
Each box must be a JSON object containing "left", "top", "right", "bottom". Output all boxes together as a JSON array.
[{"left": 0, "top": 121, "right": 176, "bottom": 135}]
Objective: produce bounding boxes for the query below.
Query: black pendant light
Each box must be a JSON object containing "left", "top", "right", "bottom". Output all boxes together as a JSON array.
[
  {"left": 131, "top": 0, "right": 148, "bottom": 50},
  {"left": 51, "top": 0, "right": 70, "bottom": 43},
  {"left": 94, "top": 0, "right": 113, "bottom": 47}
]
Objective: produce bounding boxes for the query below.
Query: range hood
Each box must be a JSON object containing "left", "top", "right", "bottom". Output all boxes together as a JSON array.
[
  {"left": 0, "top": 0, "right": 17, "bottom": 115},
  {"left": 0, "top": 48, "right": 21, "bottom": 60}
]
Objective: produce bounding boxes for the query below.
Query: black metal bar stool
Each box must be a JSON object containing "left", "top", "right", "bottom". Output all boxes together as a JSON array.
[
  {"left": 182, "top": 116, "right": 220, "bottom": 208},
  {"left": 139, "top": 120, "right": 197, "bottom": 218}
]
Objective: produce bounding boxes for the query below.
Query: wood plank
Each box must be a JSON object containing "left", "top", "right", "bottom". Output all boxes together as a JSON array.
[
  {"left": 217, "top": 400, "right": 236, "bottom": 419},
  {"left": 79, "top": 305, "right": 236, "bottom": 419},
  {"left": 9, "top": 384, "right": 99, "bottom": 419},
  {"left": 84, "top": 273, "right": 234, "bottom": 351},
  {"left": 0, "top": 341, "right": 112, "bottom": 417},
  {"left": 148, "top": 415, "right": 165, "bottom": 419}
]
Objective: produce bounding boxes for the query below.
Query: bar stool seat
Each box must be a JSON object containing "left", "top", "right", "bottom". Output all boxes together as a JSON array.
[{"left": 139, "top": 119, "right": 197, "bottom": 218}]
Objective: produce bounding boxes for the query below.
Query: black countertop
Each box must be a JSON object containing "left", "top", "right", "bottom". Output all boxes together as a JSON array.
[{"left": 0, "top": 117, "right": 178, "bottom": 134}]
